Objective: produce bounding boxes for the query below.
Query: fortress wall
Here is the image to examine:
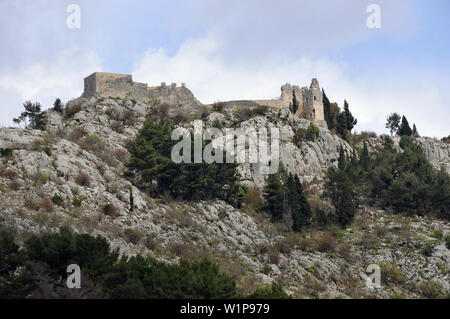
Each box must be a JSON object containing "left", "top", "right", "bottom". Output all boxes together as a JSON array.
[
  {"left": 82, "top": 72, "right": 323, "bottom": 121},
  {"left": 252, "top": 99, "right": 288, "bottom": 109}
]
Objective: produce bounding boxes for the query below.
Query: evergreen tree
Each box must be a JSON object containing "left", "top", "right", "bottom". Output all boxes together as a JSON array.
[
  {"left": 338, "top": 146, "right": 346, "bottom": 170},
  {"left": 360, "top": 142, "right": 370, "bottom": 171},
  {"left": 412, "top": 124, "right": 419, "bottom": 137},
  {"left": 343, "top": 100, "right": 357, "bottom": 132},
  {"left": 263, "top": 172, "right": 284, "bottom": 222},
  {"left": 13, "top": 101, "right": 47, "bottom": 130},
  {"left": 288, "top": 174, "right": 312, "bottom": 231},
  {"left": 385, "top": 113, "right": 401, "bottom": 136},
  {"left": 397, "top": 116, "right": 412, "bottom": 136},
  {"left": 325, "top": 149, "right": 356, "bottom": 228},
  {"left": 127, "top": 116, "right": 240, "bottom": 204},
  {"left": 336, "top": 112, "right": 347, "bottom": 139},
  {"left": 53, "top": 98, "right": 63, "bottom": 114}
]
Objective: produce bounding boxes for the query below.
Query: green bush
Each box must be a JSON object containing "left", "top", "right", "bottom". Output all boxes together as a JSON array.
[
  {"left": 72, "top": 196, "right": 83, "bottom": 207},
  {"left": 1, "top": 227, "right": 244, "bottom": 299},
  {"left": 51, "top": 194, "right": 64, "bottom": 207},
  {"left": 306, "top": 123, "right": 320, "bottom": 141},
  {"left": 249, "top": 283, "right": 291, "bottom": 299},
  {"left": 445, "top": 234, "right": 450, "bottom": 249}
]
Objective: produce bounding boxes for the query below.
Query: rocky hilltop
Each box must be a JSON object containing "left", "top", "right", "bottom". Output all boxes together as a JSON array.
[{"left": 0, "top": 95, "right": 449, "bottom": 299}]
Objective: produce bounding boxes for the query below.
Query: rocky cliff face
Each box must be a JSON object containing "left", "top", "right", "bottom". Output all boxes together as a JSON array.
[{"left": 0, "top": 96, "right": 449, "bottom": 298}]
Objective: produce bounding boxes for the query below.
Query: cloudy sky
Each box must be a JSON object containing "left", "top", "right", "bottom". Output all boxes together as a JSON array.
[{"left": 0, "top": 0, "right": 449, "bottom": 137}]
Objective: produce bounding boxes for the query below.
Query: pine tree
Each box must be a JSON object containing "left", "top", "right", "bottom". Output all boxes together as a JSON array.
[
  {"left": 338, "top": 146, "right": 346, "bottom": 170},
  {"left": 263, "top": 172, "right": 284, "bottom": 222},
  {"left": 53, "top": 98, "right": 63, "bottom": 114},
  {"left": 287, "top": 174, "right": 312, "bottom": 232},
  {"left": 336, "top": 112, "right": 347, "bottom": 139},
  {"left": 13, "top": 101, "right": 47, "bottom": 130},
  {"left": 385, "top": 113, "right": 401, "bottom": 136},
  {"left": 360, "top": 142, "right": 370, "bottom": 171},
  {"left": 397, "top": 116, "right": 412, "bottom": 136}
]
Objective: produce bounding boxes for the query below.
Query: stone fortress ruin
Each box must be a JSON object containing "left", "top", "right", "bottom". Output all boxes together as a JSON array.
[{"left": 82, "top": 72, "right": 324, "bottom": 121}]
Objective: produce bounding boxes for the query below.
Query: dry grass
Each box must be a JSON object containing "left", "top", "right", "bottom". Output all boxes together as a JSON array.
[
  {"left": 268, "top": 251, "right": 280, "bottom": 265},
  {"left": 169, "top": 242, "right": 188, "bottom": 257},
  {"left": 8, "top": 179, "right": 21, "bottom": 191},
  {"left": 0, "top": 166, "right": 17, "bottom": 179},
  {"left": 39, "top": 199, "right": 55, "bottom": 213},
  {"left": 114, "top": 148, "right": 129, "bottom": 163},
  {"left": 24, "top": 197, "right": 39, "bottom": 211},
  {"left": 64, "top": 103, "right": 82, "bottom": 118},
  {"left": 316, "top": 234, "right": 337, "bottom": 252},
  {"left": 68, "top": 127, "right": 87, "bottom": 142},
  {"left": 110, "top": 121, "right": 124, "bottom": 133},
  {"left": 98, "top": 204, "right": 119, "bottom": 218},
  {"left": 75, "top": 171, "right": 91, "bottom": 187}
]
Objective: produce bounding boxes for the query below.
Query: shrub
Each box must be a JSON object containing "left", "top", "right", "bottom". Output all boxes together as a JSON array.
[
  {"left": 64, "top": 103, "right": 82, "bottom": 118},
  {"left": 298, "top": 238, "right": 316, "bottom": 251},
  {"left": 306, "top": 123, "right": 320, "bottom": 141},
  {"left": 379, "top": 262, "right": 404, "bottom": 285},
  {"left": 420, "top": 280, "right": 442, "bottom": 299},
  {"left": 172, "top": 111, "right": 189, "bottom": 124},
  {"left": 114, "top": 148, "right": 129, "bottom": 163},
  {"left": 51, "top": 194, "right": 64, "bottom": 207},
  {"left": 75, "top": 171, "right": 90, "bottom": 187},
  {"left": 268, "top": 251, "right": 280, "bottom": 265},
  {"left": 249, "top": 283, "right": 291, "bottom": 299},
  {"left": 110, "top": 121, "right": 124, "bottom": 133},
  {"left": 431, "top": 230, "right": 443, "bottom": 239},
  {"left": 445, "top": 234, "right": 450, "bottom": 249},
  {"left": 262, "top": 264, "right": 271, "bottom": 275},
  {"left": 79, "top": 135, "right": 105, "bottom": 153},
  {"left": 0, "top": 167, "right": 17, "bottom": 179},
  {"left": 316, "top": 234, "right": 337, "bottom": 252},
  {"left": 8, "top": 179, "right": 21, "bottom": 191},
  {"left": 422, "top": 241, "right": 436, "bottom": 257},
  {"left": 123, "top": 110, "right": 136, "bottom": 126},
  {"left": 338, "top": 243, "right": 352, "bottom": 260},
  {"left": 69, "top": 127, "right": 87, "bottom": 141},
  {"left": 275, "top": 241, "right": 292, "bottom": 255},
  {"left": 39, "top": 199, "right": 55, "bottom": 213},
  {"left": 38, "top": 173, "right": 49, "bottom": 185},
  {"left": 24, "top": 197, "right": 39, "bottom": 211},
  {"left": 124, "top": 229, "right": 143, "bottom": 245},
  {"left": 169, "top": 242, "right": 188, "bottom": 257},
  {"left": 212, "top": 102, "right": 225, "bottom": 112},
  {"left": 144, "top": 235, "right": 158, "bottom": 250},
  {"left": 253, "top": 105, "right": 268, "bottom": 116},
  {"left": 374, "top": 224, "right": 387, "bottom": 238},
  {"left": 99, "top": 204, "right": 119, "bottom": 218},
  {"left": 256, "top": 243, "right": 269, "bottom": 255},
  {"left": 0, "top": 148, "right": 13, "bottom": 157},
  {"left": 72, "top": 196, "right": 83, "bottom": 207},
  {"left": 243, "top": 186, "right": 263, "bottom": 211},
  {"left": 293, "top": 128, "right": 306, "bottom": 145}
]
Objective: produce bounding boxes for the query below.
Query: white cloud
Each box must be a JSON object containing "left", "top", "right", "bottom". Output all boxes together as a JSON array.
[
  {"left": 0, "top": 48, "right": 102, "bottom": 127},
  {"left": 133, "top": 34, "right": 449, "bottom": 138}
]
